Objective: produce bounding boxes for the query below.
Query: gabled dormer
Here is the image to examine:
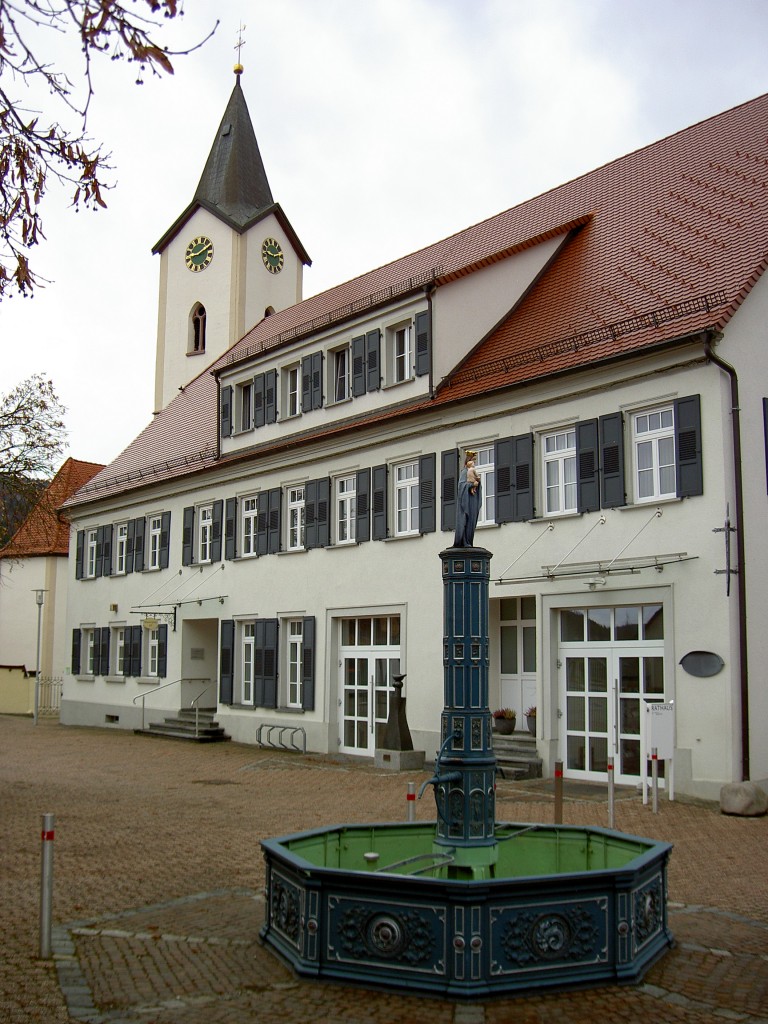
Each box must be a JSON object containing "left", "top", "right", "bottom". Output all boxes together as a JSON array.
[{"left": 151, "top": 67, "right": 310, "bottom": 413}]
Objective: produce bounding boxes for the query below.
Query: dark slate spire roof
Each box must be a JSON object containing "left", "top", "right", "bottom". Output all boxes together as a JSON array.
[{"left": 193, "top": 74, "right": 274, "bottom": 226}]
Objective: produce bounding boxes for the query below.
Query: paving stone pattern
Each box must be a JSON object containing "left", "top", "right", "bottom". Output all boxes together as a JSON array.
[{"left": 1, "top": 716, "right": 767, "bottom": 1024}]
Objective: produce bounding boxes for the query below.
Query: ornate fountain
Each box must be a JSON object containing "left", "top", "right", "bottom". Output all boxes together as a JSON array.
[{"left": 259, "top": 546, "right": 673, "bottom": 997}]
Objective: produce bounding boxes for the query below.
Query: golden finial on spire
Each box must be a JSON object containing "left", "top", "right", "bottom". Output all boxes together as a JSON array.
[{"left": 234, "top": 22, "right": 246, "bottom": 75}]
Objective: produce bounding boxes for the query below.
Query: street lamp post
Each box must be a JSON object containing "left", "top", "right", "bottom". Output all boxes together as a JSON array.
[{"left": 33, "top": 589, "right": 46, "bottom": 725}]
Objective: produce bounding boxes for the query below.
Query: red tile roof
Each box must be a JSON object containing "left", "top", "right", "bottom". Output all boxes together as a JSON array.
[
  {"left": 1, "top": 459, "right": 105, "bottom": 557},
  {"left": 66, "top": 94, "right": 768, "bottom": 508}
]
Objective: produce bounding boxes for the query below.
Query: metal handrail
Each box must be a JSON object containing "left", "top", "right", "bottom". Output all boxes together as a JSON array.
[
  {"left": 190, "top": 684, "right": 212, "bottom": 738},
  {"left": 131, "top": 677, "right": 210, "bottom": 732}
]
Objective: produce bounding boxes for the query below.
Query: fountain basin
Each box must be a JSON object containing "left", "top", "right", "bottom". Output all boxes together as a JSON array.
[{"left": 260, "top": 821, "right": 673, "bottom": 998}]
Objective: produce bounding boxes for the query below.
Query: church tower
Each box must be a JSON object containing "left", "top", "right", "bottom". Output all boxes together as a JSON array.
[{"left": 152, "top": 67, "right": 311, "bottom": 412}]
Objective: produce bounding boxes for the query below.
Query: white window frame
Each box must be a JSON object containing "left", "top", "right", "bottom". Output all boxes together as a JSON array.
[
  {"left": 633, "top": 405, "right": 676, "bottom": 502},
  {"left": 114, "top": 626, "right": 126, "bottom": 676},
  {"left": 115, "top": 522, "right": 128, "bottom": 575},
  {"left": 474, "top": 445, "right": 496, "bottom": 527},
  {"left": 283, "top": 364, "right": 300, "bottom": 419},
  {"left": 542, "top": 427, "right": 577, "bottom": 516},
  {"left": 386, "top": 321, "right": 413, "bottom": 385},
  {"left": 147, "top": 514, "right": 162, "bottom": 570},
  {"left": 241, "top": 496, "right": 258, "bottom": 558},
  {"left": 86, "top": 528, "right": 98, "bottom": 578},
  {"left": 287, "top": 619, "right": 303, "bottom": 708},
  {"left": 335, "top": 475, "right": 356, "bottom": 545},
  {"left": 83, "top": 627, "right": 96, "bottom": 675},
  {"left": 199, "top": 504, "right": 213, "bottom": 564},
  {"left": 146, "top": 628, "right": 159, "bottom": 677},
  {"left": 287, "top": 487, "right": 305, "bottom": 551},
  {"left": 238, "top": 380, "right": 253, "bottom": 433},
  {"left": 394, "top": 460, "right": 419, "bottom": 537},
  {"left": 331, "top": 346, "right": 350, "bottom": 403},
  {"left": 242, "top": 622, "right": 255, "bottom": 705}
]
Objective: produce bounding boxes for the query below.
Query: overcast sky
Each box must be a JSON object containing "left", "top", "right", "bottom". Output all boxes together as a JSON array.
[{"left": 2, "top": 0, "right": 767, "bottom": 469}]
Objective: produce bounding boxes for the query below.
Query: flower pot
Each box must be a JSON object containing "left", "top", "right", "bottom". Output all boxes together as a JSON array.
[
  {"left": 494, "top": 718, "right": 515, "bottom": 735},
  {"left": 526, "top": 715, "right": 536, "bottom": 736}
]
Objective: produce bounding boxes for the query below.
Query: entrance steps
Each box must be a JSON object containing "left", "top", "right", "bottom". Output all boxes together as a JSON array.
[
  {"left": 492, "top": 731, "right": 542, "bottom": 780},
  {"left": 134, "top": 707, "right": 231, "bottom": 744}
]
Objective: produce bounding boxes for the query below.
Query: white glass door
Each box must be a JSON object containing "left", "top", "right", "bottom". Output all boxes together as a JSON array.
[{"left": 339, "top": 616, "right": 400, "bottom": 756}]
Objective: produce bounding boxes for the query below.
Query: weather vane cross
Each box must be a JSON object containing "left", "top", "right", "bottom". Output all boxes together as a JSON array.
[{"left": 235, "top": 23, "right": 246, "bottom": 65}]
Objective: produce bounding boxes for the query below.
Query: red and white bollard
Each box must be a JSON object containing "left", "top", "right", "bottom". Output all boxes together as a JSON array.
[
  {"left": 40, "top": 813, "right": 55, "bottom": 958},
  {"left": 554, "top": 761, "right": 563, "bottom": 824},
  {"left": 607, "top": 757, "right": 615, "bottom": 829},
  {"left": 406, "top": 782, "right": 416, "bottom": 822},
  {"left": 651, "top": 748, "right": 659, "bottom": 814}
]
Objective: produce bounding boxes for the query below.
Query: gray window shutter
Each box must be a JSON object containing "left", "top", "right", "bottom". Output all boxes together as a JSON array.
[
  {"left": 512, "top": 433, "right": 535, "bottom": 522},
  {"left": 675, "top": 394, "right": 703, "bottom": 497},
  {"left": 351, "top": 335, "right": 366, "bottom": 397},
  {"left": 495, "top": 437, "right": 514, "bottom": 524},
  {"left": 126, "top": 519, "right": 135, "bottom": 574},
  {"left": 133, "top": 517, "right": 146, "bottom": 572},
  {"left": 253, "top": 619, "right": 266, "bottom": 707},
  {"left": 256, "top": 491, "right": 269, "bottom": 556},
  {"left": 101, "top": 525, "right": 113, "bottom": 576},
  {"left": 576, "top": 419, "right": 600, "bottom": 513},
  {"left": 211, "top": 500, "right": 223, "bottom": 562},
  {"left": 301, "top": 355, "right": 313, "bottom": 412},
  {"left": 419, "top": 453, "right": 436, "bottom": 534},
  {"left": 441, "top": 449, "right": 458, "bottom": 532},
  {"left": 94, "top": 526, "right": 104, "bottom": 578},
  {"left": 182, "top": 507, "right": 195, "bottom": 565},
  {"left": 254, "top": 373, "right": 266, "bottom": 428},
  {"left": 219, "top": 620, "right": 234, "bottom": 704},
  {"left": 71, "top": 628, "right": 81, "bottom": 674},
  {"left": 98, "top": 627, "right": 110, "bottom": 676},
  {"left": 305, "top": 478, "right": 318, "bottom": 549},
  {"left": 599, "top": 412, "right": 625, "bottom": 508},
  {"left": 75, "top": 531, "right": 84, "bottom": 579},
  {"left": 267, "top": 488, "right": 282, "bottom": 554},
  {"left": 372, "top": 464, "right": 388, "bottom": 540},
  {"left": 317, "top": 477, "right": 330, "bottom": 547},
  {"left": 159, "top": 512, "right": 171, "bottom": 569},
  {"left": 356, "top": 468, "right": 371, "bottom": 543},
  {"left": 129, "top": 625, "right": 142, "bottom": 677},
  {"left": 302, "top": 617, "right": 316, "bottom": 710},
  {"left": 225, "top": 498, "right": 237, "bottom": 560},
  {"left": 220, "top": 385, "right": 233, "bottom": 438},
  {"left": 265, "top": 369, "right": 278, "bottom": 424},
  {"left": 366, "top": 329, "right": 381, "bottom": 391},
  {"left": 262, "top": 619, "right": 279, "bottom": 709},
  {"left": 157, "top": 624, "right": 168, "bottom": 678},
  {"left": 311, "top": 352, "right": 323, "bottom": 409},
  {"left": 415, "top": 310, "right": 431, "bottom": 377},
  {"left": 307, "top": 477, "right": 330, "bottom": 550}
]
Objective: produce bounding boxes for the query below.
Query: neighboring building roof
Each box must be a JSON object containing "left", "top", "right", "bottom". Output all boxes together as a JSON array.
[
  {"left": 153, "top": 74, "right": 311, "bottom": 266},
  {"left": 0, "top": 458, "right": 104, "bottom": 558},
  {"left": 67, "top": 94, "right": 768, "bottom": 509}
]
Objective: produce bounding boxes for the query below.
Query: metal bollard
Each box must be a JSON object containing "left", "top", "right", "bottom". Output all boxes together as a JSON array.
[
  {"left": 651, "top": 748, "right": 659, "bottom": 814},
  {"left": 406, "top": 781, "right": 416, "bottom": 822},
  {"left": 39, "top": 813, "right": 55, "bottom": 959},
  {"left": 607, "top": 757, "right": 615, "bottom": 829},
  {"left": 554, "top": 760, "right": 563, "bottom": 824}
]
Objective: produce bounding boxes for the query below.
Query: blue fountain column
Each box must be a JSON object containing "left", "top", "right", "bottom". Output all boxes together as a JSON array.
[{"left": 435, "top": 547, "right": 497, "bottom": 871}]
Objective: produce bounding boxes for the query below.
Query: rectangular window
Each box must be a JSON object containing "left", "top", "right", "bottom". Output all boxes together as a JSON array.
[
  {"left": 241, "top": 496, "right": 258, "bottom": 557},
  {"left": 332, "top": 348, "right": 350, "bottom": 403},
  {"left": 394, "top": 461, "right": 419, "bottom": 536},
  {"left": 474, "top": 446, "right": 496, "bottom": 526},
  {"left": 285, "top": 365, "right": 300, "bottom": 418},
  {"left": 147, "top": 628, "right": 159, "bottom": 677},
  {"left": 115, "top": 522, "right": 128, "bottom": 575},
  {"left": 543, "top": 428, "right": 577, "bottom": 515},
  {"left": 199, "top": 505, "right": 213, "bottom": 563},
  {"left": 242, "top": 623, "right": 255, "bottom": 704},
  {"left": 394, "top": 326, "right": 412, "bottom": 383},
  {"left": 147, "top": 515, "right": 162, "bottom": 570},
  {"left": 336, "top": 475, "right": 357, "bottom": 545},
  {"left": 114, "top": 627, "right": 126, "bottom": 675},
  {"left": 86, "top": 529, "right": 98, "bottom": 578},
  {"left": 287, "top": 619, "right": 303, "bottom": 708},
  {"left": 83, "top": 627, "right": 96, "bottom": 675},
  {"left": 287, "top": 487, "right": 305, "bottom": 551},
  {"left": 239, "top": 381, "right": 253, "bottom": 432},
  {"left": 633, "top": 406, "right": 675, "bottom": 501}
]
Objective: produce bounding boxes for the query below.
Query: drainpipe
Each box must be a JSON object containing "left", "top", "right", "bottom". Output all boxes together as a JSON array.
[
  {"left": 426, "top": 280, "right": 437, "bottom": 399},
  {"left": 705, "top": 336, "right": 749, "bottom": 781}
]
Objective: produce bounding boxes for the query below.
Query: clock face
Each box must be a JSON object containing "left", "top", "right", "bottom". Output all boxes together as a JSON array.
[
  {"left": 262, "top": 237, "right": 284, "bottom": 274},
  {"left": 185, "top": 236, "right": 214, "bottom": 272}
]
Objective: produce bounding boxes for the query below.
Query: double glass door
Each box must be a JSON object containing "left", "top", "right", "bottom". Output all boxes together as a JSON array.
[{"left": 339, "top": 616, "right": 401, "bottom": 756}]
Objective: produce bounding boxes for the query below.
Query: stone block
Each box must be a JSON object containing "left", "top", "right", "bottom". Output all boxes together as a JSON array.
[
  {"left": 719, "top": 781, "right": 768, "bottom": 817},
  {"left": 374, "top": 748, "right": 425, "bottom": 771}
]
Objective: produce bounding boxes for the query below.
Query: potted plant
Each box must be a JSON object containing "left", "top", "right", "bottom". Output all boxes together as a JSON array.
[
  {"left": 492, "top": 708, "right": 516, "bottom": 735},
  {"left": 525, "top": 706, "right": 537, "bottom": 736}
]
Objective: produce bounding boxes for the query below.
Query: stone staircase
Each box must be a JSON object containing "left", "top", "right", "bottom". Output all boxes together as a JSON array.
[
  {"left": 492, "top": 730, "right": 542, "bottom": 780},
  {"left": 134, "top": 707, "right": 231, "bottom": 744}
]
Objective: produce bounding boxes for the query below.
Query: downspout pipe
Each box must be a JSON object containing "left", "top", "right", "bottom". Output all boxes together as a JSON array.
[{"left": 705, "top": 336, "right": 750, "bottom": 781}]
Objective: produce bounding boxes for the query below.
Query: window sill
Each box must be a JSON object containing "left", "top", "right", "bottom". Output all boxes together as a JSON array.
[
  {"left": 278, "top": 548, "right": 306, "bottom": 556},
  {"left": 187, "top": 350, "right": 206, "bottom": 358},
  {"left": 328, "top": 395, "right": 353, "bottom": 408},
  {"left": 105, "top": 676, "right": 126, "bottom": 685},
  {"left": 624, "top": 496, "right": 682, "bottom": 509},
  {"left": 136, "top": 677, "right": 161, "bottom": 686},
  {"left": 75, "top": 675, "right": 95, "bottom": 683},
  {"left": 383, "top": 532, "right": 423, "bottom": 542}
]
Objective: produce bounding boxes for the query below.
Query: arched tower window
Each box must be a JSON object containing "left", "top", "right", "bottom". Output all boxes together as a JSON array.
[{"left": 190, "top": 303, "right": 206, "bottom": 354}]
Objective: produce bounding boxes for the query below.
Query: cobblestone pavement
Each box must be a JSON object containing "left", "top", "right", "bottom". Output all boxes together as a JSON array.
[{"left": 2, "top": 716, "right": 767, "bottom": 1023}]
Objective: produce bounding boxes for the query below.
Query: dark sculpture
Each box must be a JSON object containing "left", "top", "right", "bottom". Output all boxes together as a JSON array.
[{"left": 453, "top": 450, "right": 482, "bottom": 547}]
